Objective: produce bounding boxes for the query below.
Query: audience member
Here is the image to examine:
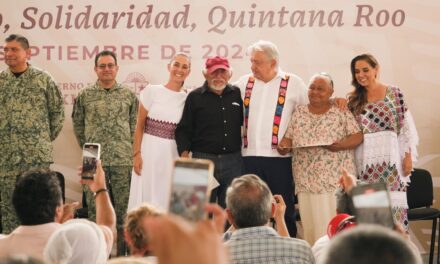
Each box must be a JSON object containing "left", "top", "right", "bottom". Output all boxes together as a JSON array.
[
  {"left": 43, "top": 160, "right": 115, "bottom": 263},
  {"left": 0, "top": 170, "right": 76, "bottom": 259},
  {"left": 312, "top": 213, "right": 356, "bottom": 263},
  {"left": 0, "top": 255, "right": 46, "bottom": 264},
  {"left": 142, "top": 204, "right": 228, "bottom": 264},
  {"left": 322, "top": 224, "right": 422, "bottom": 264},
  {"left": 0, "top": 161, "right": 115, "bottom": 261},
  {"left": 107, "top": 257, "right": 153, "bottom": 264},
  {"left": 223, "top": 193, "right": 289, "bottom": 241},
  {"left": 124, "top": 204, "right": 161, "bottom": 258},
  {"left": 225, "top": 174, "right": 314, "bottom": 264},
  {"left": 43, "top": 219, "right": 111, "bottom": 264}
]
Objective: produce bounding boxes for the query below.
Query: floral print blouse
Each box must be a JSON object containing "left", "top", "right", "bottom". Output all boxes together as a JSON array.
[{"left": 285, "top": 104, "right": 361, "bottom": 194}]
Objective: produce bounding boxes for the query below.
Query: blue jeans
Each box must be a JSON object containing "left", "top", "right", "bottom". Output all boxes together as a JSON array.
[{"left": 192, "top": 151, "right": 243, "bottom": 208}]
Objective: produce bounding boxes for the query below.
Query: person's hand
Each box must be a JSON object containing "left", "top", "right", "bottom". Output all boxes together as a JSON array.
[
  {"left": 78, "top": 160, "right": 106, "bottom": 193},
  {"left": 277, "top": 137, "right": 292, "bottom": 155},
  {"left": 204, "top": 203, "right": 227, "bottom": 235},
  {"left": 133, "top": 153, "right": 143, "bottom": 176},
  {"left": 59, "top": 202, "right": 80, "bottom": 223},
  {"left": 402, "top": 153, "right": 412, "bottom": 177},
  {"left": 272, "top": 194, "right": 289, "bottom": 237},
  {"left": 333, "top": 97, "right": 348, "bottom": 111},
  {"left": 324, "top": 140, "right": 343, "bottom": 152},
  {"left": 181, "top": 151, "right": 190, "bottom": 158},
  {"left": 143, "top": 214, "right": 229, "bottom": 264},
  {"left": 273, "top": 195, "right": 286, "bottom": 222},
  {"left": 339, "top": 167, "right": 357, "bottom": 193}
]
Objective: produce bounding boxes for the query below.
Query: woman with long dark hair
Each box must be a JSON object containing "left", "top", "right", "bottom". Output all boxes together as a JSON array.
[{"left": 348, "top": 54, "right": 418, "bottom": 230}]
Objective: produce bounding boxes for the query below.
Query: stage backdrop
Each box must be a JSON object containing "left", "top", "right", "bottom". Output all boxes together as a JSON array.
[{"left": 1, "top": 0, "right": 439, "bottom": 251}]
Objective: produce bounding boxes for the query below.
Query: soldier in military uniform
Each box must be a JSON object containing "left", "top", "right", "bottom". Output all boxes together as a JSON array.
[
  {"left": 0, "top": 34, "right": 65, "bottom": 233},
  {"left": 72, "top": 50, "right": 138, "bottom": 255}
]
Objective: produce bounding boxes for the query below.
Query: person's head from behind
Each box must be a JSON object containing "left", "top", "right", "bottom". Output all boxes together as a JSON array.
[
  {"left": 167, "top": 52, "right": 191, "bottom": 86},
  {"left": 13, "top": 169, "right": 63, "bottom": 225},
  {"left": 124, "top": 204, "right": 162, "bottom": 256},
  {"left": 203, "top": 56, "right": 232, "bottom": 92},
  {"left": 323, "top": 224, "right": 420, "bottom": 264},
  {"left": 43, "top": 219, "right": 109, "bottom": 264},
  {"left": 0, "top": 255, "right": 45, "bottom": 264},
  {"left": 3, "top": 34, "right": 30, "bottom": 72},
  {"left": 308, "top": 73, "right": 334, "bottom": 107},
  {"left": 247, "top": 40, "right": 279, "bottom": 82},
  {"left": 226, "top": 174, "right": 273, "bottom": 228},
  {"left": 326, "top": 214, "right": 356, "bottom": 239},
  {"left": 107, "top": 257, "right": 153, "bottom": 264}
]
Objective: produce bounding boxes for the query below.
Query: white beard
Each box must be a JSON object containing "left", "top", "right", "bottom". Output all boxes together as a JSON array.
[{"left": 210, "top": 84, "right": 226, "bottom": 91}]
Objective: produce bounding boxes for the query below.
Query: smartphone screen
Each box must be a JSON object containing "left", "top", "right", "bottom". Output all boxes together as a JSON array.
[
  {"left": 81, "top": 143, "right": 101, "bottom": 180},
  {"left": 351, "top": 182, "right": 395, "bottom": 229},
  {"left": 169, "top": 159, "right": 213, "bottom": 221}
]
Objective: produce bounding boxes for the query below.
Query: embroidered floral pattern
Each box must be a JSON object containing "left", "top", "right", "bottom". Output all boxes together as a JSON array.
[
  {"left": 360, "top": 162, "right": 406, "bottom": 192},
  {"left": 393, "top": 207, "right": 409, "bottom": 228},
  {"left": 144, "top": 117, "right": 177, "bottom": 140},
  {"left": 357, "top": 86, "right": 407, "bottom": 135},
  {"left": 285, "top": 105, "right": 360, "bottom": 194},
  {"left": 243, "top": 75, "right": 289, "bottom": 149},
  {"left": 356, "top": 86, "right": 410, "bottom": 230}
]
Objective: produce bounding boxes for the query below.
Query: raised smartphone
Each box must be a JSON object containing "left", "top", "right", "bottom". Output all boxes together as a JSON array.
[
  {"left": 168, "top": 158, "right": 214, "bottom": 221},
  {"left": 351, "top": 182, "right": 395, "bottom": 229},
  {"left": 81, "top": 143, "right": 101, "bottom": 180}
]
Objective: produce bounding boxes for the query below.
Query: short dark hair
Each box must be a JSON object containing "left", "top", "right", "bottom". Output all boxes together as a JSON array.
[
  {"left": 5, "top": 34, "right": 30, "bottom": 49},
  {"left": 12, "top": 169, "right": 63, "bottom": 225},
  {"left": 95, "top": 50, "right": 117, "bottom": 67},
  {"left": 226, "top": 174, "right": 272, "bottom": 228},
  {"left": 324, "top": 224, "right": 420, "bottom": 264}
]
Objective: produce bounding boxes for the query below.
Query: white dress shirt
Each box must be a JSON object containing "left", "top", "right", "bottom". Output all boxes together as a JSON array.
[{"left": 235, "top": 69, "right": 308, "bottom": 157}]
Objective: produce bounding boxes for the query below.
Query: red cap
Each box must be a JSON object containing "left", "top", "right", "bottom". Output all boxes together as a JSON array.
[
  {"left": 205, "top": 56, "right": 230, "bottom": 74},
  {"left": 327, "top": 214, "right": 356, "bottom": 238}
]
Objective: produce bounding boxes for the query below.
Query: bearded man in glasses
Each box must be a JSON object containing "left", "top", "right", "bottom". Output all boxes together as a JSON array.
[{"left": 72, "top": 50, "right": 138, "bottom": 256}]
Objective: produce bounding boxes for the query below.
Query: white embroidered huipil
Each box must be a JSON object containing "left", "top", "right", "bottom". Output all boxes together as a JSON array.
[{"left": 355, "top": 86, "right": 418, "bottom": 229}]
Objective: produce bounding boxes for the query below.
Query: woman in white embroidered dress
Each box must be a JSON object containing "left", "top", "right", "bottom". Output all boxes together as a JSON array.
[
  {"left": 279, "top": 73, "right": 363, "bottom": 245},
  {"left": 347, "top": 53, "right": 418, "bottom": 230},
  {"left": 128, "top": 53, "right": 191, "bottom": 211}
]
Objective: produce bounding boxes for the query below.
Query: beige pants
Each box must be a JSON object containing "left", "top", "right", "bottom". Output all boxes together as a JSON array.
[{"left": 298, "top": 192, "right": 337, "bottom": 246}]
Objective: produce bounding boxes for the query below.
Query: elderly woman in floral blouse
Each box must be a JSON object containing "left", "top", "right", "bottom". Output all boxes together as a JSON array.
[{"left": 279, "top": 73, "right": 363, "bottom": 245}]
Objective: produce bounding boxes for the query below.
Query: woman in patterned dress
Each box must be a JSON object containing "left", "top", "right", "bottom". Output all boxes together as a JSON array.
[
  {"left": 128, "top": 53, "right": 191, "bottom": 212},
  {"left": 348, "top": 53, "right": 418, "bottom": 230},
  {"left": 279, "top": 73, "right": 363, "bottom": 244}
]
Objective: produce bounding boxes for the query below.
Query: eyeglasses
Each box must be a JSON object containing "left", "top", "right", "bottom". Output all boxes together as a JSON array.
[{"left": 97, "top": 63, "right": 116, "bottom": 70}]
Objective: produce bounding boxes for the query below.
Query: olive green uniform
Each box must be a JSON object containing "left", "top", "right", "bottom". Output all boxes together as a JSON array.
[
  {"left": 72, "top": 81, "right": 138, "bottom": 254},
  {"left": 0, "top": 65, "right": 64, "bottom": 233}
]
